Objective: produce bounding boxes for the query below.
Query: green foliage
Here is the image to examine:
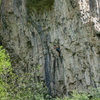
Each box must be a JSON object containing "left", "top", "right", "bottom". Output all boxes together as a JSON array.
[
  {"left": 11, "top": 72, "right": 48, "bottom": 100},
  {"left": 69, "top": 91, "right": 89, "bottom": 100},
  {"left": 26, "top": 0, "right": 54, "bottom": 13},
  {"left": 54, "top": 89, "right": 100, "bottom": 100},
  {"left": 88, "top": 87, "right": 100, "bottom": 100},
  {"left": 0, "top": 79, "right": 8, "bottom": 100},
  {"left": 0, "top": 46, "right": 12, "bottom": 100},
  {"left": 0, "top": 46, "right": 48, "bottom": 99},
  {"left": 0, "top": 47, "right": 49, "bottom": 100},
  {"left": 0, "top": 46, "right": 11, "bottom": 75},
  {"left": 7, "top": 64, "right": 49, "bottom": 100}
]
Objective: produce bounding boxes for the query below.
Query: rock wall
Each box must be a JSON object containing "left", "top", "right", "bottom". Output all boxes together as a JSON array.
[{"left": 1, "top": 0, "right": 100, "bottom": 96}]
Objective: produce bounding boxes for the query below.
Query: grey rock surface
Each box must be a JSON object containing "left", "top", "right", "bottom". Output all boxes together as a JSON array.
[{"left": 0, "top": 0, "right": 100, "bottom": 96}]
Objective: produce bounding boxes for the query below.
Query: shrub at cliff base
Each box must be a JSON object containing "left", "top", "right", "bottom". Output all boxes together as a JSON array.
[
  {"left": 0, "top": 46, "right": 48, "bottom": 100},
  {"left": 0, "top": 46, "right": 12, "bottom": 99},
  {"left": 26, "top": 0, "right": 54, "bottom": 13}
]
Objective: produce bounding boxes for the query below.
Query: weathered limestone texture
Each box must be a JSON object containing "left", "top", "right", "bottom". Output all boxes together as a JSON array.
[{"left": 1, "top": 0, "right": 100, "bottom": 96}]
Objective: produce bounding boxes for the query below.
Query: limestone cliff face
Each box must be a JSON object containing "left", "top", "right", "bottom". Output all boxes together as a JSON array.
[{"left": 1, "top": 0, "right": 100, "bottom": 96}]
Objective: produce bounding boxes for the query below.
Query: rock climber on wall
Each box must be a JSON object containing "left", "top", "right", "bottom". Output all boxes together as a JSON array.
[{"left": 54, "top": 44, "right": 61, "bottom": 57}]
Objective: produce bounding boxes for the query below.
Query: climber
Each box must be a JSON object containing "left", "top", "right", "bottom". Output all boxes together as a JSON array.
[{"left": 54, "top": 45, "right": 61, "bottom": 56}]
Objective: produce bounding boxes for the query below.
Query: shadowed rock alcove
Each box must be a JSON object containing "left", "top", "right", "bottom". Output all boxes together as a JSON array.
[{"left": 26, "top": 0, "right": 54, "bottom": 13}]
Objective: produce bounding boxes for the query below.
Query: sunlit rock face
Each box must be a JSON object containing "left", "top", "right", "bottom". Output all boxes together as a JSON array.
[
  {"left": 1, "top": 0, "right": 100, "bottom": 96},
  {"left": 79, "top": 0, "right": 100, "bottom": 31}
]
